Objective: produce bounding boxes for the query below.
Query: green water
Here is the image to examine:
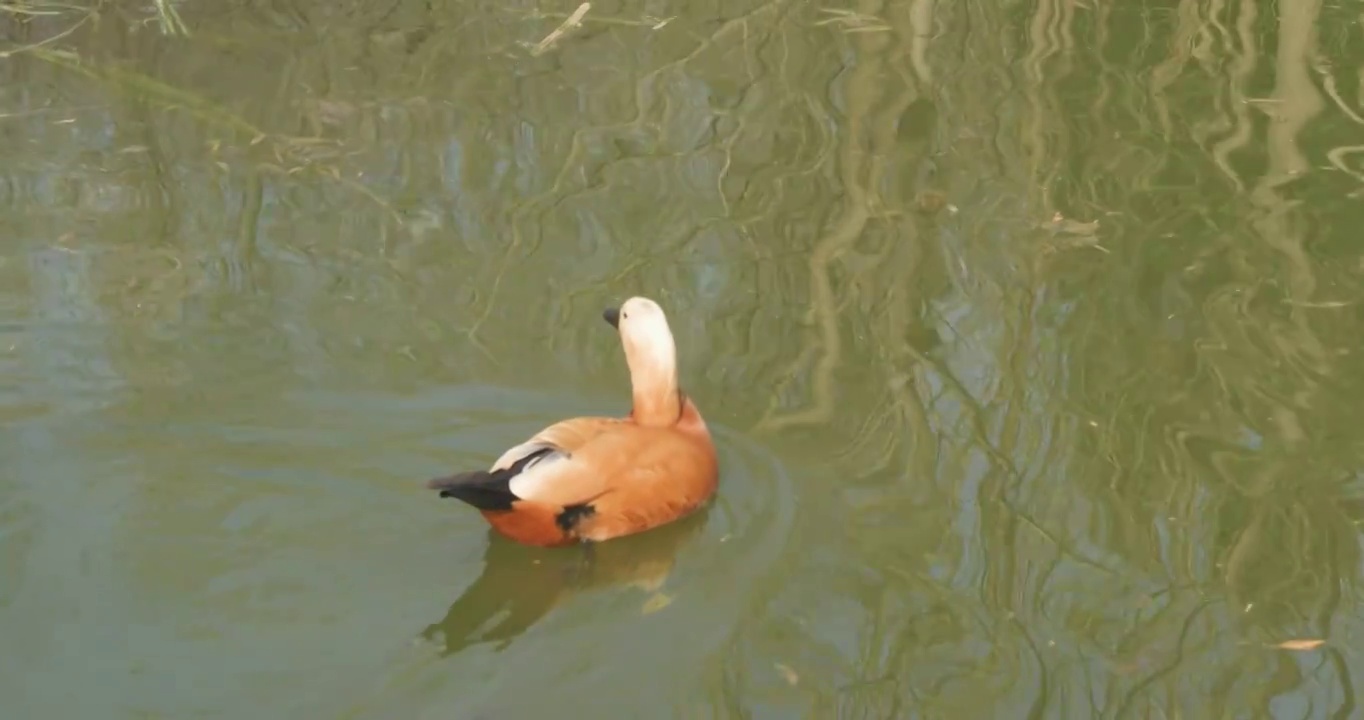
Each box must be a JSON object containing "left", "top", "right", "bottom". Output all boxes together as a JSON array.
[{"left": 4, "top": 0, "right": 1364, "bottom": 717}]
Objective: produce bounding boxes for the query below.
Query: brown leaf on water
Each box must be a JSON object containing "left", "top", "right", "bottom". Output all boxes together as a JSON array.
[
  {"left": 774, "top": 663, "right": 799, "bottom": 686},
  {"left": 1274, "top": 639, "right": 1326, "bottom": 651},
  {"left": 640, "top": 591, "right": 673, "bottom": 615}
]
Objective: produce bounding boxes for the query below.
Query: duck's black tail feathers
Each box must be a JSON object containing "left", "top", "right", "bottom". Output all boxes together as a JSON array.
[
  {"left": 426, "top": 447, "right": 559, "bottom": 511},
  {"left": 426, "top": 470, "right": 516, "bottom": 510}
]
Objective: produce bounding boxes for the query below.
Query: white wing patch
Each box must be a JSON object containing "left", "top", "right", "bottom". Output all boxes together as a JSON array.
[
  {"left": 508, "top": 451, "right": 570, "bottom": 500},
  {"left": 489, "top": 439, "right": 574, "bottom": 501},
  {"left": 491, "top": 441, "right": 554, "bottom": 472}
]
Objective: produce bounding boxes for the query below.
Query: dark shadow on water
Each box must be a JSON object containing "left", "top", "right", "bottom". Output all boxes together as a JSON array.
[{"left": 419, "top": 507, "right": 710, "bottom": 657}]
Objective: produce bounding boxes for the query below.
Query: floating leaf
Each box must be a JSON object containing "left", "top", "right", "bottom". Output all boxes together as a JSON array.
[
  {"left": 641, "top": 591, "right": 673, "bottom": 615},
  {"left": 1275, "top": 639, "right": 1326, "bottom": 651}
]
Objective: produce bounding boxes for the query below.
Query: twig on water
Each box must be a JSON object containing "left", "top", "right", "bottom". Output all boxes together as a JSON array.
[{"left": 530, "top": 2, "right": 590, "bottom": 56}]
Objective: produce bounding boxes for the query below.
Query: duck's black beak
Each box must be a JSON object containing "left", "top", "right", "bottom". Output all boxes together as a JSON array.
[{"left": 602, "top": 307, "right": 620, "bottom": 328}]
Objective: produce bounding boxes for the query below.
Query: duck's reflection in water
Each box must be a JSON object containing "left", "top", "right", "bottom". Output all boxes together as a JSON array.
[{"left": 419, "top": 509, "right": 708, "bottom": 657}]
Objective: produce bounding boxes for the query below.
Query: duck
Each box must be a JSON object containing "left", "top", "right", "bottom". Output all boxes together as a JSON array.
[{"left": 426, "top": 296, "right": 719, "bottom": 547}]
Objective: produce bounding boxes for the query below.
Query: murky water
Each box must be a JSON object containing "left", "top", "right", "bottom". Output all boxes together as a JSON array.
[{"left": 4, "top": 0, "right": 1364, "bottom": 717}]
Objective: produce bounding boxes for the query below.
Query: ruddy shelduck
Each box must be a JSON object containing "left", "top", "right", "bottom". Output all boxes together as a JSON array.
[{"left": 426, "top": 296, "right": 719, "bottom": 547}]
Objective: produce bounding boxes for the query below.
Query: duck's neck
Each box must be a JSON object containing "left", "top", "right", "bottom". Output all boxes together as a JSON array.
[{"left": 628, "top": 355, "right": 681, "bottom": 427}]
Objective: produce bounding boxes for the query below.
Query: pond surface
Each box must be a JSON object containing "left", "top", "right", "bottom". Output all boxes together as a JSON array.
[{"left": 4, "top": 0, "right": 1364, "bottom": 717}]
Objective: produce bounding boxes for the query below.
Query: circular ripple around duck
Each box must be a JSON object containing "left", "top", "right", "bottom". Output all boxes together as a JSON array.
[{"left": 329, "top": 386, "right": 795, "bottom": 719}]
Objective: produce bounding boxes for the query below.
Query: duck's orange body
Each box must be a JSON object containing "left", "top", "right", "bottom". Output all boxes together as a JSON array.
[{"left": 427, "top": 297, "right": 719, "bottom": 547}]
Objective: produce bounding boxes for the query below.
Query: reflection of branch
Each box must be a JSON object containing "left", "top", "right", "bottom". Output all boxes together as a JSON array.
[
  {"left": 1111, "top": 598, "right": 1217, "bottom": 718},
  {"left": 1313, "top": 55, "right": 1364, "bottom": 126},
  {"left": 759, "top": 0, "right": 888, "bottom": 432},
  {"left": 27, "top": 48, "right": 402, "bottom": 225},
  {"left": 153, "top": 0, "right": 190, "bottom": 36},
  {"left": 1254, "top": 0, "right": 1328, "bottom": 371},
  {"left": 1209, "top": 0, "right": 1258, "bottom": 191},
  {"left": 1312, "top": 52, "right": 1364, "bottom": 190},
  {"left": 0, "top": 7, "right": 93, "bottom": 59},
  {"left": 757, "top": 197, "right": 868, "bottom": 431},
  {"left": 466, "top": 0, "right": 791, "bottom": 348},
  {"left": 1261, "top": 0, "right": 1322, "bottom": 182},
  {"left": 1325, "top": 145, "right": 1364, "bottom": 184},
  {"left": 814, "top": 8, "right": 890, "bottom": 32}
]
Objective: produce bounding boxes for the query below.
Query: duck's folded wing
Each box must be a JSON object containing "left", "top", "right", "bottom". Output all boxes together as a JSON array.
[
  {"left": 489, "top": 416, "right": 619, "bottom": 472},
  {"left": 427, "top": 417, "right": 620, "bottom": 509}
]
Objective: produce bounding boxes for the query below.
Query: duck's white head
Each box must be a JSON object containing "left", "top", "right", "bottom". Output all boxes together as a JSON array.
[{"left": 603, "top": 296, "right": 680, "bottom": 425}]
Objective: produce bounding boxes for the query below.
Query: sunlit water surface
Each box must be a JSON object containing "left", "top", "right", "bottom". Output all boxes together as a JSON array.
[{"left": 5, "top": 1, "right": 1364, "bottom": 717}]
